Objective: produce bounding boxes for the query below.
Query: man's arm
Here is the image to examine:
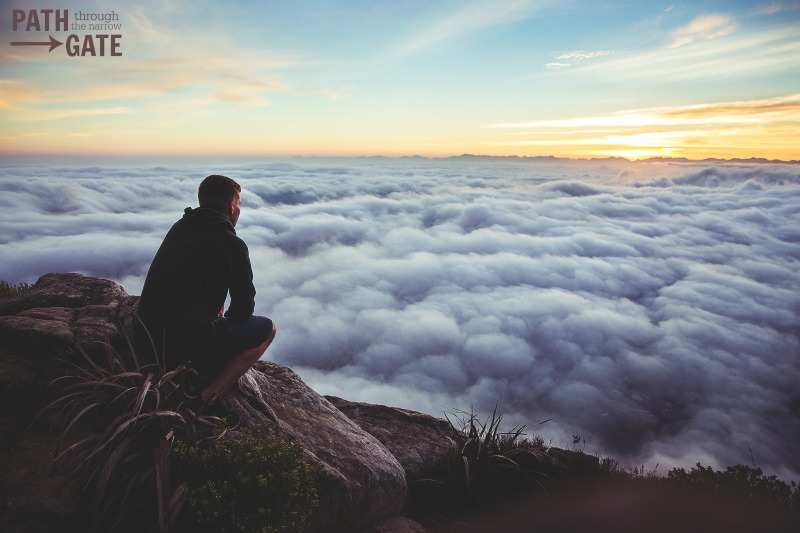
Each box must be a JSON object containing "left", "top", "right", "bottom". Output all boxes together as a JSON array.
[{"left": 225, "top": 237, "right": 257, "bottom": 320}]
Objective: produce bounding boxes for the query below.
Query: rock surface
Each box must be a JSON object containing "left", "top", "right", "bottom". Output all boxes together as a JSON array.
[
  {"left": 0, "top": 273, "right": 415, "bottom": 533},
  {"left": 225, "top": 363, "right": 407, "bottom": 532},
  {"left": 326, "top": 396, "right": 460, "bottom": 482},
  {"left": 0, "top": 273, "right": 128, "bottom": 316},
  {"left": 0, "top": 273, "right": 135, "bottom": 358}
]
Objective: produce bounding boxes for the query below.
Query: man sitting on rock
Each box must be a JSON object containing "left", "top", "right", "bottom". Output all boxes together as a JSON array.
[{"left": 137, "top": 174, "right": 275, "bottom": 405}]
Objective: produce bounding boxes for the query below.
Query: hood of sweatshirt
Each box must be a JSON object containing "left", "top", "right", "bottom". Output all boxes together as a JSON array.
[{"left": 181, "top": 207, "right": 236, "bottom": 233}]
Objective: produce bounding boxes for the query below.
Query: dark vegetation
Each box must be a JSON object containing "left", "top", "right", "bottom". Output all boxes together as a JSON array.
[
  {"left": 406, "top": 408, "right": 552, "bottom": 526},
  {"left": 174, "top": 429, "right": 318, "bottom": 533},
  {"left": 407, "top": 408, "right": 799, "bottom": 531},
  {"left": 35, "top": 328, "right": 317, "bottom": 533},
  {"left": 663, "top": 462, "right": 798, "bottom": 510},
  {"left": 0, "top": 280, "right": 31, "bottom": 297}
]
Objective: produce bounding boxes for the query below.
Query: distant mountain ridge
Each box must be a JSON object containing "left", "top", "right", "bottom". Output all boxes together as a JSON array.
[{"left": 308, "top": 154, "right": 800, "bottom": 164}]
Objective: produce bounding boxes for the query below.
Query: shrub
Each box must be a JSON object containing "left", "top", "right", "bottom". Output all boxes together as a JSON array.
[
  {"left": 598, "top": 457, "right": 661, "bottom": 482},
  {"left": 665, "top": 463, "right": 799, "bottom": 510},
  {"left": 0, "top": 279, "right": 31, "bottom": 297},
  {"left": 174, "top": 428, "right": 318, "bottom": 533}
]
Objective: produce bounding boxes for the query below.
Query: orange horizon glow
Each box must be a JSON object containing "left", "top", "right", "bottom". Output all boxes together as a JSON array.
[
  {"left": 2, "top": 2, "right": 798, "bottom": 163},
  {"left": 2, "top": 92, "right": 797, "bottom": 162}
]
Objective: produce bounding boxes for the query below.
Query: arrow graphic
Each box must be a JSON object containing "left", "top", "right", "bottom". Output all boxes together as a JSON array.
[{"left": 10, "top": 35, "right": 63, "bottom": 53}]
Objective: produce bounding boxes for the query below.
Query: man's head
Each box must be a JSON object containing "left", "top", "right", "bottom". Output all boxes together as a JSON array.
[{"left": 199, "top": 174, "right": 242, "bottom": 226}]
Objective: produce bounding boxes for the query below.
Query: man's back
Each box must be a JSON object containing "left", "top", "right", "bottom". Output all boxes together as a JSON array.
[{"left": 137, "top": 206, "right": 256, "bottom": 366}]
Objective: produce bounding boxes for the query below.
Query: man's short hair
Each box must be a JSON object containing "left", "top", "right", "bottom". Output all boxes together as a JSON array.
[{"left": 198, "top": 174, "right": 241, "bottom": 213}]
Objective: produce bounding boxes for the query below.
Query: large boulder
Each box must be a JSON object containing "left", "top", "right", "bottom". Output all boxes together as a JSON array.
[
  {"left": 0, "top": 273, "right": 136, "bottom": 358},
  {"left": 0, "top": 273, "right": 128, "bottom": 316},
  {"left": 0, "top": 273, "right": 408, "bottom": 532},
  {"left": 224, "top": 364, "right": 407, "bottom": 532},
  {"left": 325, "top": 396, "right": 460, "bottom": 482}
]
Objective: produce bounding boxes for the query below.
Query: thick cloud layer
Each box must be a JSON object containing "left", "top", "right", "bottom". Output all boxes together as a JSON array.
[{"left": 2, "top": 156, "right": 799, "bottom": 481}]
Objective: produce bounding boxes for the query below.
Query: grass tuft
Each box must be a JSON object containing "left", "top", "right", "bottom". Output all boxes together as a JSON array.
[
  {"left": 407, "top": 406, "right": 551, "bottom": 526},
  {"left": 37, "top": 339, "right": 227, "bottom": 532}
]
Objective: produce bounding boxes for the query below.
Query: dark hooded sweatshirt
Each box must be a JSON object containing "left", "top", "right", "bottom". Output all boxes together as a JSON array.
[{"left": 137, "top": 207, "right": 256, "bottom": 368}]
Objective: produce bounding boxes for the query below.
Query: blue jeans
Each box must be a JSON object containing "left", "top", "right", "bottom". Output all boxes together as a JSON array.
[{"left": 199, "top": 315, "right": 274, "bottom": 374}]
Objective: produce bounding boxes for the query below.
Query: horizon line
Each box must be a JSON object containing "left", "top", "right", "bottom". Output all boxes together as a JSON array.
[{"left": 2, "top": 152, "right": 799, "bottom": 165}]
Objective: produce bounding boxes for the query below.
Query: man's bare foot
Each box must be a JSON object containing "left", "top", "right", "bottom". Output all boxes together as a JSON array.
[{"left": 200, "top": 386, "right": 221, "bottom": 405}]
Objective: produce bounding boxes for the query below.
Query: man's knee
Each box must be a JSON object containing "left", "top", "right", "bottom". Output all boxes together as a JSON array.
[
  {"left": 250, "top": 316, "right": 275, "bottom": 350},
  {"left": 245, "top": 323, "right": 275, "bottom": 363}
]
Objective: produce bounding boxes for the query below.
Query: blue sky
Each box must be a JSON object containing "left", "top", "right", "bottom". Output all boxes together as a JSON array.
[{"left": 2, "top": 0, "right": 799, "bottom": 158}]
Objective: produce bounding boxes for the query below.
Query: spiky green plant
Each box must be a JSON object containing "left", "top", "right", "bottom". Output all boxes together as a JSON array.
[
  {"left": 407, "top": 406, "right": 551, "bottom": 524},
  {"left": 37, "top": 338, "right": 226, "bottom": 533},
  {"left": 447, "top": 407, "right": 551, "bottom": 503}
]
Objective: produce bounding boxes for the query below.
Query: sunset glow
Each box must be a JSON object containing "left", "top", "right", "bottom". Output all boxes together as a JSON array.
[{"left": 1, "top": 0, "right": 799, "bottom": 160}]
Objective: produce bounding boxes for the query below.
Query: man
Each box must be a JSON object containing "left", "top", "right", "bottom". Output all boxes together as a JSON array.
[{"left": 137, "top": 174, "right": 275, "bottom": 405}]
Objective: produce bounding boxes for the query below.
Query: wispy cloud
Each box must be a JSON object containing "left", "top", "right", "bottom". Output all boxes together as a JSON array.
[
  {"left": 559, "top": 23, "right": 800, "bottom": 82},
  {"left": 391, "top": 0, "right": 549, "bottom": 58},
  {"left": 491, "top": 94, "right": 800, "bottom": 129},
  {"left": 215, "top": 88, "right": 271, "bottom": 106},
  {"left": 486, "top": 94, "right": 800, "bottom": 159},
  {"left": 0, "top": 79, "right": 41, "bottom": 109},
  {"left": 671, "top": 13, "right": 738, "bottom": 48},
  {"left": 754, "top": 2, "right": 800, "bottom": 15},
  {"left": 9, "top": 106, "right": 133, "bottom": 121},
  {"left": 93, "top": 55, "right": 289, "bottom": 106},
  {"left": 545, "top": 49, "right": 609, "bottom": 69},
  {"left": 556, "top": 50, "right": 610, "bottom": 60}
]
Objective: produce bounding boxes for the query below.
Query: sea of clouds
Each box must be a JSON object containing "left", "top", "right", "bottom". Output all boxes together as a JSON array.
[{"left": 2, "top": 156, "right": 799, "bottom": 480}]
